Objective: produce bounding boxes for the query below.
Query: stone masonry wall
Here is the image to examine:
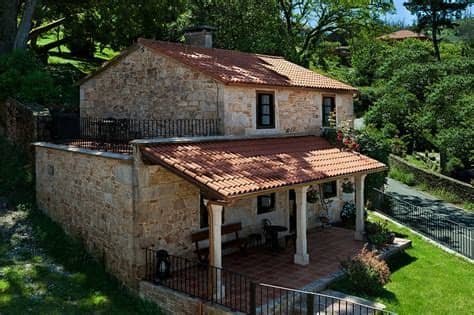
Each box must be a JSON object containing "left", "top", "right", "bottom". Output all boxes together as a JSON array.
[
  {"left": 390, "top": 155, "right": 474, "bottom": 202},
  {"left": 134, "top": 163, "right": 201, "bottom": 276},
  {"left": 222, "top": 85, "right": 354, "bottom": 136},
  {"left": 139, "top": 281, "right": 242, "bottom": 315},
  {"left": 35, "top": 145, "right": 136, "bottom": 286},
  {"left": 80, "top": 45, "right": 224, "bottom": 121}
]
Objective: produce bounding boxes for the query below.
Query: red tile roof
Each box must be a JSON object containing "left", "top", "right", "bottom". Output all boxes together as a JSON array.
[
  {"left": 140, "top": 136, "right": 386, "bottom": 200},
  {"left": 137, "top": 38, "right": 356, "bottom": 92},
  {"left": 377, "top": 29, "right": 429, "bottom": 40}
]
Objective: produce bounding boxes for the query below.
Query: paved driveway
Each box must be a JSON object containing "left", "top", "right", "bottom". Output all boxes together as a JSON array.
[{"left": 385, "top": 178, "right": 474, "bottom": 227}]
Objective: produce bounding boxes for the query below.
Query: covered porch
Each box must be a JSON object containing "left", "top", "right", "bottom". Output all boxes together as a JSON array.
[{"left": 223, "top": 226, "right": 364, "bottom": 289}]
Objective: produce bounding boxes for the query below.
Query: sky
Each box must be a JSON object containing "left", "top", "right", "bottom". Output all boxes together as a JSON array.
[{"left": 383, "top": 0, "right": 416, "bottom": 25}]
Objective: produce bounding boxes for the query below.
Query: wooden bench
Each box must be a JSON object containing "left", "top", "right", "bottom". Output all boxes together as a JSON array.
[{"left": 191, "top": 222, "right": 243, "bottom": 263}]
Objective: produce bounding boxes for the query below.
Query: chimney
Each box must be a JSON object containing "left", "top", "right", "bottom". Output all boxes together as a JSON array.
[{"left": 184, "top": 25, "right": 216, "bottom": 48}]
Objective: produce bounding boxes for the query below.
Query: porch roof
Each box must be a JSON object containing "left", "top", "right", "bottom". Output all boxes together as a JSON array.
[{"left": 140, "top": 136, "right": 387, "bottom": 201}]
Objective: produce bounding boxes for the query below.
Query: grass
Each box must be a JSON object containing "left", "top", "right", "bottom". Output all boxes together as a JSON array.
[
  {"left": 388, "top": 166, "right": 416, "bottom": 186},
  {"left": 330, "top": 213, "right": 474, "bottom": 315},
  {"left": 0, "top": 137, "right": 160, "bottom": 314},
  {"left": 37, "top": 31, "right": 119, "bottom": 74}
]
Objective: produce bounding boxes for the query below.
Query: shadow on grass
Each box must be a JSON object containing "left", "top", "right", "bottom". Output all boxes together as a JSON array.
[
  {"left": 386, "top": 251, "right": 417, "bottom": 273},
  {"left": 0, "top": 205, "right": 161, "bottom": 315}
]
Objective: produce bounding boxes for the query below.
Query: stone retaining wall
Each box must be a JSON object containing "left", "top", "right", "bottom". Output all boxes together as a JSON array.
[
  {"left": 389, "top": 154, "right": 474, "bottom": 202},
  {"left": 35, "top": 144, "right": 136, "bottom": 286},
  {"left": 139, "top": 281, "right": 242, "bottom": 315}
]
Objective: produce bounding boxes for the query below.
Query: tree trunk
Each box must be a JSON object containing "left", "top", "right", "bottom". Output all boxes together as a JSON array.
[
  {"left": 0, "top": 0, "right": 19, "bottom": 54},
  {"left": 13, "top": 0, "right": 38, "bottom": 51},
  {"left": 431, "top": 13, "right": 441, "bottom": 61}
]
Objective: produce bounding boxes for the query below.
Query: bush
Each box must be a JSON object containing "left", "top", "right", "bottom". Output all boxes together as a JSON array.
[
  {"left": 366, "top": 221, "right": 393, "bottom": 247},
  {"left": 340, "top": 202, "right": 356, "bottom": 226},
  {"left": 341, "top": 246, "right": 391, "bottom": 294}
]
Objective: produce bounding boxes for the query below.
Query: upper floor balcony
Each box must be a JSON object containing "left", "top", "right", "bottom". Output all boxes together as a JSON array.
[{"left": 37, "top": 115, "right": 222, "bottom": 154}]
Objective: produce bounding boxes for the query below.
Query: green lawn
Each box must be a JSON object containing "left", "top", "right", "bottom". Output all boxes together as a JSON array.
[{"left": 330, "top": 213, "right": 474, "bottom": 315}]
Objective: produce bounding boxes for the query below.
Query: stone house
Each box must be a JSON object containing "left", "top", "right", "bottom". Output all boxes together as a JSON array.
[{"left": 34, "top": 28, "right": 387, "bottom": 303}]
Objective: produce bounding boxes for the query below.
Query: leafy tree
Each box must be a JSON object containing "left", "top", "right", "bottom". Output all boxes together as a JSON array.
[
  {"left": 404, "top": 0, "right": 471, "bottom": 60},
  {"left": 278, "top": 0, "right": 393, "bottom": 64},
  {"left": 0, "top": 0, "right": 39, "bottom": 53},
  {"left": 189, "top": 0, "right": 285, "bottom": 55}
]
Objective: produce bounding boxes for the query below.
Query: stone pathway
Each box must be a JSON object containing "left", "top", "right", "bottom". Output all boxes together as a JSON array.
[{"left": 385, "top": 178, "right": 474, "bottom": 227}]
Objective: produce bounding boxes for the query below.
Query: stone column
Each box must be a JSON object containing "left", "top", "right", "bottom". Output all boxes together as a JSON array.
[
  {"left": 207, "top": 201, "right": 224, "bottom": 298},
  {"left": 294, "top": 186, "right": 309, "bottom": 265},
  {"left": 354, "top": 174, "right": 367, "bottom": 241}
]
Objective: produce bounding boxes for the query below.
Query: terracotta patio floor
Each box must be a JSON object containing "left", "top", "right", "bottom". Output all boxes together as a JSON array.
[{"left": 222, "top": 226, "right": 365, "bottom": 289}]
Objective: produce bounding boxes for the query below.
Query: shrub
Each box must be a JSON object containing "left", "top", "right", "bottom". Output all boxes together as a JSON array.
[
  {"left": 366, "top": 221, "right": 393, "bottom": 247},
  {"left": 340, "top": 202, "right": 356, "bottom": 226},
  {"left": 341, "top": 246, "right": 391, "bottom": 294}
]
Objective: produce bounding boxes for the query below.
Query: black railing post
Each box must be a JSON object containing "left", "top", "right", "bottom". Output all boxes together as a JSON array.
[
  {"left": 249, "top": 282, "right": 257, "bottom": 315},
  {"left": 307, "top": 294, "right": 314, "bottom": 315}
]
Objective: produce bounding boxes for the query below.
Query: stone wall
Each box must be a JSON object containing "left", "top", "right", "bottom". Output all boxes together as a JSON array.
[
  {"left": 133, "top": 163, "right": 201, "bottom": 277},
  {"left": 0, "top": 98, "right": 50, "bottom": 153},
  {"left": 80, "top": 45, "right": 225, "bottom": 121},
  {"left": 222, "top": 85, "right": 354, "bottom": 136},
  {"left": 389, "top": 155, "right": 474, "bottom": 202},
  {"left": 35, "top": 144, "right": 136, "bottom": 286},
  {"left": 139, "top": 281, "right": 242, "bottom": 315}
]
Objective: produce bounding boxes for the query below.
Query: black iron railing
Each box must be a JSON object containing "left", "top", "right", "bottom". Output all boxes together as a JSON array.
[
  {"left": 143, "top": 248, "right": 395, "bottom": 314},
  {"left": 371, "top": 188, "right": 473, "bottom": 259},
  {"left": 37, "top": 116, "right": 222, "bottom": 154}
]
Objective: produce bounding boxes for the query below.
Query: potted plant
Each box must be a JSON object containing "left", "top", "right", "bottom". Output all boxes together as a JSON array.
[
  {"left": 341, "top": 180, "right": 354, "bottom": 202},
  {"left": 306, "top": 186, "right": 319, "bottom": 203}
]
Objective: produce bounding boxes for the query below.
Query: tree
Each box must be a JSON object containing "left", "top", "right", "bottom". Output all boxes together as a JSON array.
[
  {"left": 0, "top": 0, "right": 39, "bottom": 54},
  {"left": 404, "top": 0, "right": 471, "bottom": 61},
  {"left": 278, "top": 0, "right": 393, "bottom": 64}
]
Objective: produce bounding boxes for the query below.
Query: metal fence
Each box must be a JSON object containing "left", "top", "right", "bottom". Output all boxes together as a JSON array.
[
  {"left": 36, "top": 115, "right": 222, "bottom": 154},
  {"left": 144, "top": 248, "right": 394, "bottom": 315},
  {"left": 371, "top": 188, "right": 473, "bottom": 259}
]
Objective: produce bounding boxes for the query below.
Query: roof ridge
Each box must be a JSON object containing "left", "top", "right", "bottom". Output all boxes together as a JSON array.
[{"left": 137, "top": 37, "right": 285, "bottom": 59}]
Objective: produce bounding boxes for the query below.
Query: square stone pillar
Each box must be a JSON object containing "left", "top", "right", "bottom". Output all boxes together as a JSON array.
[
  {"left": 354, "top": 174, "right": 367, "bottom": 241},
  {"left": 206, "top": 202, "right": 224, "bottom": 298},
  {"left": 294, "top": 186, "right": 309, "bottom": 265}
]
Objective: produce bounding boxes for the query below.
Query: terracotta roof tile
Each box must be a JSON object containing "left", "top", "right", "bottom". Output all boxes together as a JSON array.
[
  {"left": 377, "top": 29, "right": 429, "bottom": 40},
  {"left": 138, "top": 38, "right": 356, "bottom": 92},
  {"left": 140, "top": 136, "right": 386, "bottom": 200}
]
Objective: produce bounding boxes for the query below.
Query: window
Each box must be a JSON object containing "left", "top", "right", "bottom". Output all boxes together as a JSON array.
[
  {"left": 256, "top": 92, "right": 275, "bottom": 129},
  {"left": 322, "top": 96, "right": 335, "bottom": 127},
  {"left": 322, "top": 181, "right": 337, "bottom": 199},
  {"left": 257, "top": 193, "right": 276, "bottom": 214}
]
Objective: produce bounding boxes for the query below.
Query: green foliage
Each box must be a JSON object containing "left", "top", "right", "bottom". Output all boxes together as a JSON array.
[
  {"left": 0, "top": 137, "right": 34, "bottom": 204},
  {"left": 388, "top": 166, "right": 416, "bottom": 186},
  {"left": 340, "top": 202, "right": 356, "bottom": 226},
  {"left": 354, "top": 127, "right": 391, "bottom": 193},
  {"left": 341, "top": 246, "right": 391, "bottom": 295},
  {"left": 0, "top": 51, "right": 57, "bottom": 104},
  {"left": 404, "top": 0, "right": 470, "bottom": 60},
  {"left": 366, "top": 221, "right": 392, "bottom": 247}
]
